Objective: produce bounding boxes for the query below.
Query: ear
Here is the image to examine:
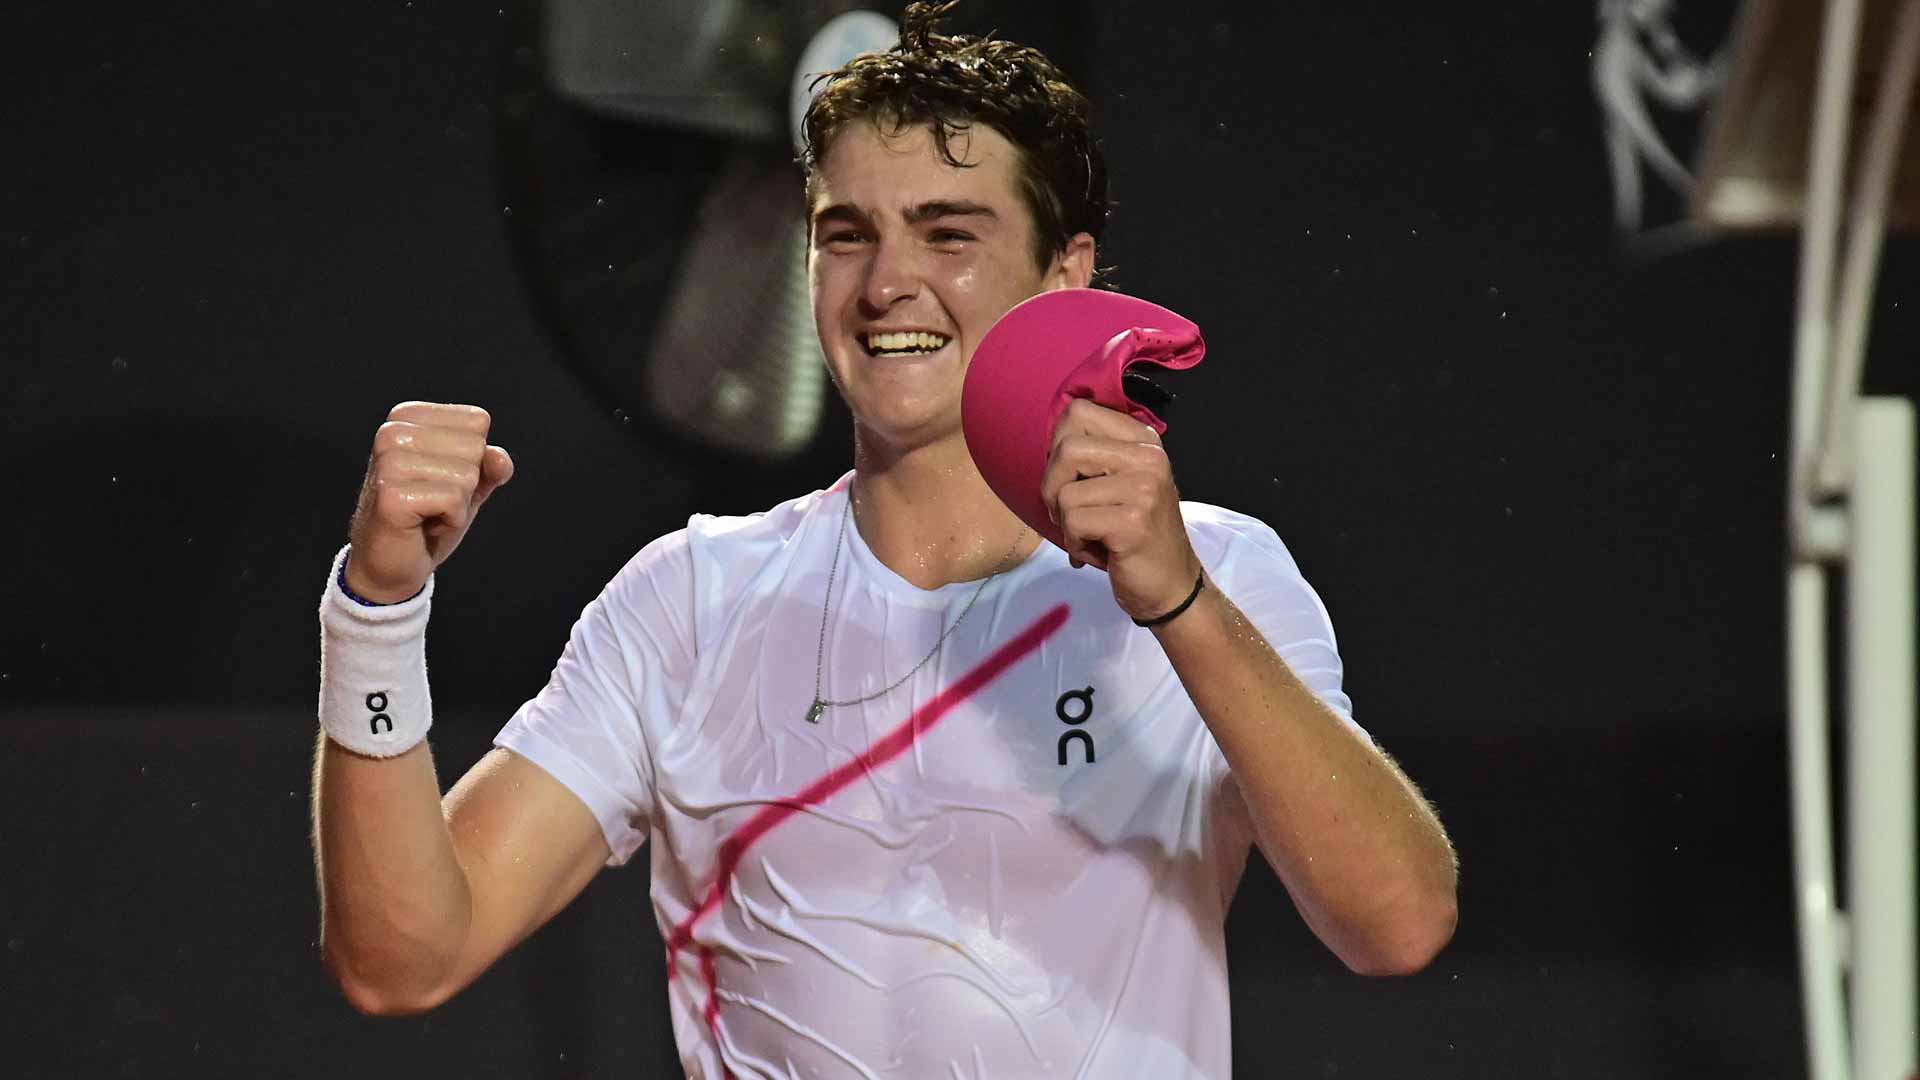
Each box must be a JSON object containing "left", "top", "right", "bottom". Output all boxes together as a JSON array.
[{"left": 1046, "top": 233, "right": 1097, "bottom": 290}]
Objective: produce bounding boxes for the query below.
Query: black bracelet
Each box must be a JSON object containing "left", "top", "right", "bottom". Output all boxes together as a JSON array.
[
  {"left": 338, "top": 550, "right": 425, "bottom": 608},
  {"left": 1133, "top": 569, "right": 1206, "bottom": 628}
]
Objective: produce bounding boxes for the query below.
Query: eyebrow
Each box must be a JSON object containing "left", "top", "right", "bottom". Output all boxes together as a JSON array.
[
  {"left": 904, "top": 200, "right": 998, "bottom": 225},
  {"left": 810, "top": 200, "right": 1000, "bottom": 231}
]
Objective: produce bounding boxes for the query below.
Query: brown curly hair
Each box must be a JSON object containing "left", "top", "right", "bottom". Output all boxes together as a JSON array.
[{"left": 800, "top": 1, "right": 1108, "bottom": 273}]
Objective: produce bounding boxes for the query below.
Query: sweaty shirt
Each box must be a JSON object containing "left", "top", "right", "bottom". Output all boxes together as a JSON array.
[{"left": 494, "top": 475, "right": 1364, "bottom": 1079}]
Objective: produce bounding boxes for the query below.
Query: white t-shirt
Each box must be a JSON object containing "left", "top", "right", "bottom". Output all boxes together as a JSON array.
[{"left": 495, "top": 474, "right": 1363, "bottom": 1080}]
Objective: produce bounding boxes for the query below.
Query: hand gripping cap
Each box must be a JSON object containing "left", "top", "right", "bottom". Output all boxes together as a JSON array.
[{"left": 961, "top": 288, "right": 1206, "bottom": 551}]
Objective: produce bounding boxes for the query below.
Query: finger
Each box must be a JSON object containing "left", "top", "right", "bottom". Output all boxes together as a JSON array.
[
  {"left": 1061, "top": 503, "right": 1142, "bottom": 546},
  {"left": 1041, "top": 435, "right": 1168, "bottom": 520},
  {"left": 374, "top": 420, "right": 488, "bottom": 464},
  {"left": 473, "top": 445, "right": 515, "bottom": 508},
  {"left": 1050, "top": 398, "right": 1161, "bottom": 456},
  {"left": 1063, "top": 537, "right": 1107, "bottom": 572},
  {"left": 1055, "top": 471, "right": 1161, "bottom": 515},
  {"left": 1049, "top": 433, "right": 1166, "bottom": 481},
  {"left": 369, "top": 479, "right": 473, "bottom": 535},
  {"left": 373, "top": 449, "right": 482, "bottom": 492},
  {"left": 1061, "top": 504, "right": 1144, "bottom": 571},
  {"left": 387, "top": 401, "right": 493, "bottom": 438}
]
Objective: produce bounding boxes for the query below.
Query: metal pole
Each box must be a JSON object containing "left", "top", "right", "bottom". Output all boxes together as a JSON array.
[
  {"left": 1789, "top": 0, "right": 1863, "bottom": 560},
  {"left": 1789, "top": 2, "right": 1867, "bottom": 1076},
  {"left": 1815, "top": 0, "right": 1920, "bottom": 498},
  {"left": 1792, "top": 560, "right": 1854, "bottom": 1080},
  {"left": 1846, "top": 398, "right": 1917, "bottom": 1080}
]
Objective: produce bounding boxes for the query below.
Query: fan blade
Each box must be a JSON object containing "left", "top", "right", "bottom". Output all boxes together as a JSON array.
[
  {"left": 644, "top": 149, "right": 826, "bottom": 458},
  {"left": 545, "top": 0, "right": 788, "bottom": 138}
]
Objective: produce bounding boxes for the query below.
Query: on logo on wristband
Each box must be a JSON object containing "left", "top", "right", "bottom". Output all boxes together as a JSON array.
[{"left": 367, "top": 692, "right": 393, "bottom": 736}]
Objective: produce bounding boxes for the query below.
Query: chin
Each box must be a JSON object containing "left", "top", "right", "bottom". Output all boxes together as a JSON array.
[
  {"left": 843, "top": 381, "right": 962, "bottom": 438},
  {"left": 853, "top": 408, "right": 964, "bottom": 455}
]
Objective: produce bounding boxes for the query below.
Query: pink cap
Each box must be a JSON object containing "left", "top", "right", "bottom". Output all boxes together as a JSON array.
[{"left": 961, "top": 288, "right": 1206, "bottom": 550}]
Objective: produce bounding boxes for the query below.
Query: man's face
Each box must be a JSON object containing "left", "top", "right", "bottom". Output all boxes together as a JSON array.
[{"left": 807, "top": 120, "right": 1091, "bottom": 452}]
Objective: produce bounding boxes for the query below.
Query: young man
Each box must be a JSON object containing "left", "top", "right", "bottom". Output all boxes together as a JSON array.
[{"left": 312, "top": 4, "right": 1457, "bottom": 1077}]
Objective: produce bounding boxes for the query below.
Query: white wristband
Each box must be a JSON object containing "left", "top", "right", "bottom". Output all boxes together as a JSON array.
[{"left": 317, "top": 544, "right": 435, "bottom": 758}]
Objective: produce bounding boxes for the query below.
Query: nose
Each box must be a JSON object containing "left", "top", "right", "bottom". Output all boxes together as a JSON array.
[{"left": 858, "top": 234, "right": 919, "bottom": 317}]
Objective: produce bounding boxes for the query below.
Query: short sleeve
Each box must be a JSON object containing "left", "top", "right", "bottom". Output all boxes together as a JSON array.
[
  {"left": 493, "top": 532, "right": 696, "bottom": 866},
  {"left": 1192, "top": 508, "right": 1372, "bottom": 792}
]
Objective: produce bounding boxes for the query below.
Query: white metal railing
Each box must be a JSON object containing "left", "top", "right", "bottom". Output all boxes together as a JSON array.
[{"left": 1785, "top": 2, "right": 1920, "bottom": 1078}]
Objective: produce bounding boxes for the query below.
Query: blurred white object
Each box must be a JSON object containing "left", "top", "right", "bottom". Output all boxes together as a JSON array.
[
  {"left": 790, "top": 10, "right": 898, "bottom": 157},
  {"left": 1592, "top": 0, "right": 1725, "bottom": 232},
  {"left": 1687, "top": 1, "right": 1920, "bottom": 1077}
]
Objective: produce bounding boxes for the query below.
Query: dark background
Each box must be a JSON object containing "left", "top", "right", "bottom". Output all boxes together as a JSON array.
[{"left": 4, "top": 0, "right": 1917, "bottom": 1076}]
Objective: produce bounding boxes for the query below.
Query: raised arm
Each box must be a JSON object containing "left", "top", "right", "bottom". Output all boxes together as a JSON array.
[
  {"left": 1042, "top": 399, "right": 1458, "bottom": 975},
  {"left": 310, "top": 401, "right": 612, "bottom": 1014}
]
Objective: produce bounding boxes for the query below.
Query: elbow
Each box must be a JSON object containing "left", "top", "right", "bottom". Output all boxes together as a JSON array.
[
  {"left": 335, "top": 980, "right": 453, "bottom": 1019},
  {"left": 322, "top": 941, "right": 458, "bottom": 1017},
  {"left": 1345, "top": 892, "right": 1458, "bottom": 978},
  {"left": 335, "top": 980, "right": 441, "bottom": 1019}
]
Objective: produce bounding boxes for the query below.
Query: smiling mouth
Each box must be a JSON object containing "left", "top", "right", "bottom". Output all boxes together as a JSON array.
[{"left": 860, "top": 330, "right": 952, "bottom": 357}]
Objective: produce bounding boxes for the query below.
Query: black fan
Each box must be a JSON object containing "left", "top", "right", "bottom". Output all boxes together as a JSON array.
[{"left": 495, "top": 1, "right": 1089, "bottom": 460}]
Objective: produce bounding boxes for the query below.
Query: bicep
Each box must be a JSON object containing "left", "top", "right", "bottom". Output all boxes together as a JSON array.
[{"left": 440, "top": 748, "right": 618, "bottom": 989}]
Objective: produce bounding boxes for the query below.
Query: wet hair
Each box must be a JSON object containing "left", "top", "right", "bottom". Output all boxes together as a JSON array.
[{"left": 800, "top": 1, "right": 1109, "bottom": 273}]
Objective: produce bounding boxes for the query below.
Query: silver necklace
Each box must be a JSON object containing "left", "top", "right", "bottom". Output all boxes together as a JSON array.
[{"left": 806, "top": 490, "right": 1028, "bottom": 724}]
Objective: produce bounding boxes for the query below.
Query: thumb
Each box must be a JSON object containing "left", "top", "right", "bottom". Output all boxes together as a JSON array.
[{"left": 472, "top": 444, "right": 515, "bottom": 509}]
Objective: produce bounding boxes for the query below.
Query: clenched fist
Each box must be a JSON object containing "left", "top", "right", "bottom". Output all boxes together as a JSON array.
[
  {"left": 1041, "top": 399, "right": 1203, "bottom": 624},
  {"left": 344, "top": 402, "right": 514, "bottom": 603}
]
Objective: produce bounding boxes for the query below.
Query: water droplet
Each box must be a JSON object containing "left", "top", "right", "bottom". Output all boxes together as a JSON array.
[{"left": 613, "top": 408, "right": 631, "bottom": 424}]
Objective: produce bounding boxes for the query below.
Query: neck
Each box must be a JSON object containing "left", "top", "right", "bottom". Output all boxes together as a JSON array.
[{"left": 849, "top": 428, "right": 1037, "bottom": 590}]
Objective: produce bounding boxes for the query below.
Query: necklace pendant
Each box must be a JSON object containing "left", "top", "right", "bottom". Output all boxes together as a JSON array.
[{"left": 804, "top": 699, "right": 825, "bottom": 724}]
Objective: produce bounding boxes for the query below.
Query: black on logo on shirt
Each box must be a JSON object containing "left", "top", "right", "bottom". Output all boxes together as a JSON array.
[
  {"left": 366, "top": 692, "right": 393, "bottom": 736},
  {"left": 1056, "top": 686, "right": 1096, "bottom": 766}
]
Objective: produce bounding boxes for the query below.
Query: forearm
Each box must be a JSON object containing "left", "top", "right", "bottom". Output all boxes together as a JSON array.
[
  {"left": 313, "top": 733, "right": 475, "bottom": 1012},
  {"left": 1153, "top": 582, "right": 1457, "bottom": 974}
]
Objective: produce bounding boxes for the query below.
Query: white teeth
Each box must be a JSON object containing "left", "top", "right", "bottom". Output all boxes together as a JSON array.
[{"left": 865, "top": 331, "right": 950, "bottom": 353}]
